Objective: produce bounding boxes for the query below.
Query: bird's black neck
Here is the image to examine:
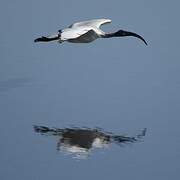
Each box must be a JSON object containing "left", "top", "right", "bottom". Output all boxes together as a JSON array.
[
  {"left": 103, "top": 30, "right": 129, "bottom": 38},
  {"left": 103, "top": 32, "right": 116, "bottom": 38}
]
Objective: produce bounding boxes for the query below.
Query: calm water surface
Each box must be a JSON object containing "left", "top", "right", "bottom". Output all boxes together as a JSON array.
[{"left": 0, "top": 1, "right": 180, "bottom": 180}]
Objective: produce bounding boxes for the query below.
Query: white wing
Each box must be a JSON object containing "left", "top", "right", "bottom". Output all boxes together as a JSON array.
[
  {"left": 69, "top": 19, "right": 111, "bottom": 29},
  {"left": 61, "top": 27, "right": 92, "bottom": 40}
]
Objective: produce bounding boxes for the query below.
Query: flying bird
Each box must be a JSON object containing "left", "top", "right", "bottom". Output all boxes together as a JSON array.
[{"left": 34, "top": 19, "right": 147, "bottom": 45}]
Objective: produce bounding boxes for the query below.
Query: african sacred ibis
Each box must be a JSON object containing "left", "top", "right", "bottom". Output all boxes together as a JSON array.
[{"left": 34, "top": 19, "right": 147, "bottom": 45}]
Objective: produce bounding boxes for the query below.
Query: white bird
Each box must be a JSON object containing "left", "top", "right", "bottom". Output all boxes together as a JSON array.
[{"left": 34, "top": 18, "right": 147, "bottom": 45}]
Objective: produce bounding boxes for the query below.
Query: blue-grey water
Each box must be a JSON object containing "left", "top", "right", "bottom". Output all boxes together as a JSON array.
[{"left": 0, "top": 0, "right": 180, "bottom": 179}]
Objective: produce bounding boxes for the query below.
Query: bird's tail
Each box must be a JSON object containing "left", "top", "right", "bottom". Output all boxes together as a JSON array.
[{"left": 34, "top": 33, "right": 60, "bottom": 43}]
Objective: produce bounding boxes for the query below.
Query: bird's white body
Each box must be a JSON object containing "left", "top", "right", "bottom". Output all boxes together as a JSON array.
[
  {"left": 34, "top": 18, "right": 147, "bottom": 45},
  {"left": 58, "top": 19, "right": 111, "bottom": 43},
  {"left": 60, "top": 27, "right": 100, "bottom": 43}
]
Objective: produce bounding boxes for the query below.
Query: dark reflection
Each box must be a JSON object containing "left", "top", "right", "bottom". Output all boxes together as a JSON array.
[
  {"left": 0, "top": 78, "right": 32, "bottom": 92},
  {"left": 34, "top": 125, "right": 146, "bottom": 158}
]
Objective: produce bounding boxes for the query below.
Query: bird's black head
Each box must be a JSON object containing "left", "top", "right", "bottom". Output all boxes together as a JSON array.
[
  {"left": 114, "top": 30, "right": 127, "bottom": 37},
  {"left": 114, "top": 30, "right": 148, "bottom": 45}
]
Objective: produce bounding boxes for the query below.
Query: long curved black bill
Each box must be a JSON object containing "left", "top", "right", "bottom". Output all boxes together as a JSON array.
[{"left": 126, "top": 31, "right": 148, "bottom": 45}]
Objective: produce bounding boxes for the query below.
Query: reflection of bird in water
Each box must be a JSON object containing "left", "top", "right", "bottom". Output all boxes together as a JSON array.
[
  {"left": 34, "top": 126, "right": 146, "bottom": 158},
  {"left": 34, "top": 19, "right": 147, "bottom": 45}
]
